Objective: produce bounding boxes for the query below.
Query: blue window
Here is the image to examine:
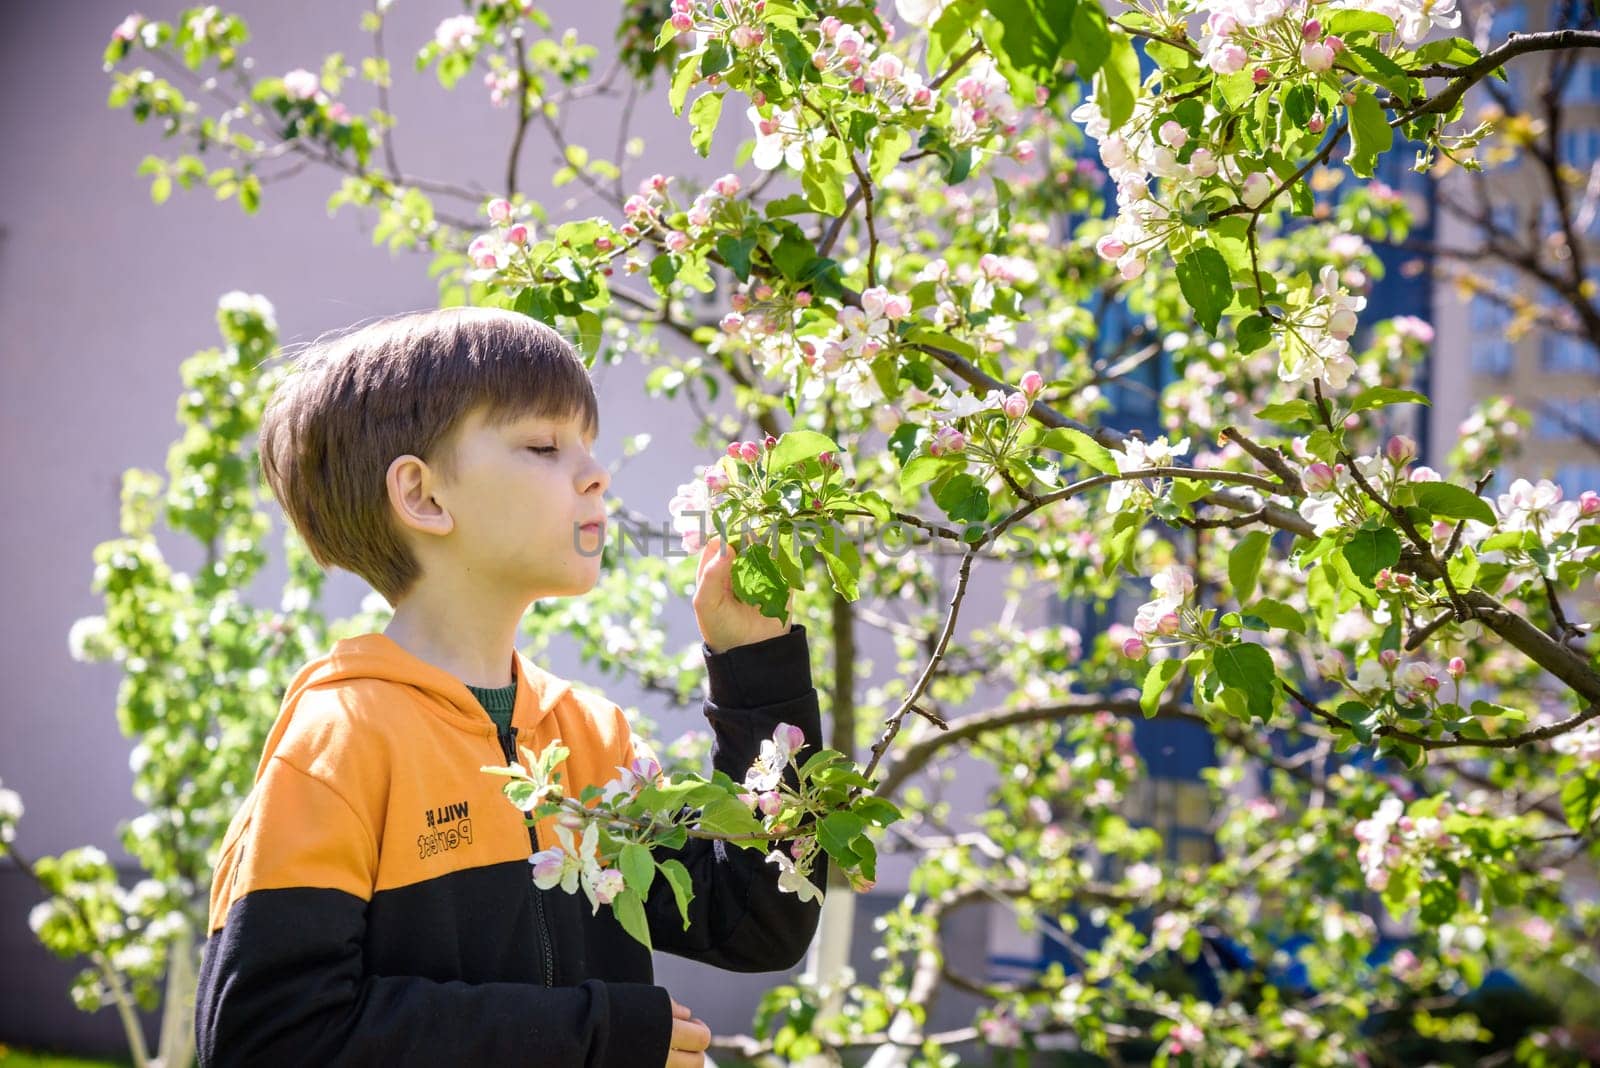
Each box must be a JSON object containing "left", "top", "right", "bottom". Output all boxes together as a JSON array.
[
  {"left": 1535, "top": 396, "right": 1600, "bottom": 439},
  {"left": 1469, "top": 270, "right": 1516, "bottom": 376},
  {"left": 1558, "top": 127, "right": 1600, "bottom": 171},
  {"left": 1558, "top": 58, "right": 1600, "bottom": 107},
  {"left": 1556, "top": 464, "right": 1600, "bottom": 496},
  {"left": 1542, "top": 331, "right": 1600, "bottom": 372}
]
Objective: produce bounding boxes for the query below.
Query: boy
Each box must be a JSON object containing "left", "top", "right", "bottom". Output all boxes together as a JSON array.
[{"left": 197, "top": 306, "right": 828, "bottom": 1066}]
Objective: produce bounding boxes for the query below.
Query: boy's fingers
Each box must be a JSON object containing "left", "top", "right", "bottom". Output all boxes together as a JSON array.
[{"left": 670, "top": 998, "right": 691, "bottom": 1019}]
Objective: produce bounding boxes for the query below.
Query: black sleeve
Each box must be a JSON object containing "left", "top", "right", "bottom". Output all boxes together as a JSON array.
[
  {"left": 196, "top": 889, "right": 673, "bottom": 1067},
  {"left": 642, "top": 623, "right": 829, "bottom": 971}
]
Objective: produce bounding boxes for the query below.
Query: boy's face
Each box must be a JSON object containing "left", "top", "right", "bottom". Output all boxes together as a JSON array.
[{"left": 397, "top": 404, "right": 610, "bottom": 603}]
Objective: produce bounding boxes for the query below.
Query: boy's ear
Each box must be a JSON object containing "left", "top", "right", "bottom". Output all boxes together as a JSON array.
[{"left": 386, "top": 454, "right": 455, "bottom": 538}]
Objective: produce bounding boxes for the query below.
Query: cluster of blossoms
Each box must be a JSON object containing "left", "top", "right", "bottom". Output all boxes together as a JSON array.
[
  {"left": 622, "top": 171, "right": 743, "bottom": 253},
  {"left": 433, "top": 14, "right": 480, "bottom": 53},
  {"left": 1122, "top": 565, "right": 1196, "bottom": 658},
  {"left": 1494, "top": 477, "right": 1599, "bottom": 535},
  {"left": 1077, "top": 1, "right": 1463, "bottom": 387},
  {"left": 464, "top": 197, "right": 535, "bottom": 281},
  {"left": 1107, "top": 434, "right": 1191, "bottom": 512},
  {"left": 529, "top": 820, "right": 625, "bottom": 913},
  {"left": 919, "top": 371, "right": 1044, "bottom": 456},
  {"left": 915, "top": 253, "right": 1036, "bottom": 352},
  {"left": 1343, "top": 648, "right": 1466, "bottom": 708},
  {"left": 1297, "top": 440, "right": 1409, "bottom": 537},
  {"left": 524, "top": 753, "right": 665, "bottom": 915},
  {"left": 809, "top": 16, "right": 939, "bottom": 115},
  {"left": 1352, "top": 794, "right": 1456, "bottom": 892},
  {"left": 483, "top": 66, "right": 520, "bottom": 108},
  {"left": 738, "top": 723, "right": 829, "bottom": 903},
  {"left": 1277, "top": 265, "right": 1368, "bottom": 388}
]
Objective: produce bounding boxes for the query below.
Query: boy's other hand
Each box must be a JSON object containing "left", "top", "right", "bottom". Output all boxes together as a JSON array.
[
  {"left": 667, "top": 996, "right": 711, "bottom": 1067},
  {"left": 693, "top": 535, "right": 790, "bottom": 655}
]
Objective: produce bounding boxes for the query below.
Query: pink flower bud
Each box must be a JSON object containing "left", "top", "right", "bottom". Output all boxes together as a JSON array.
[
  {"left": 1447, "top": 657, "right": 1466, "bottom": 679},
  {"left": 1020, "top": 371, "right": 1045, "bottom": 397},
  {"left": 710, "top": 173, "right": 741, "bottom": 198},
  {"left": 850, "top": 76, "right": 867, "bottom": 93},
  {"left": 729, "top": 24, "right": 763, "bottom": 50},
  {"left": 1326, "top": 34, "right": 1346, "bottom": 53},
  {"left": 1375, "top": 568, "right": 1392, "bottom": 591},
  {"left": 794, "top": 290, "right": 813, "bottom": 307},
  {"left": 1096, "top": 234, "right": 1128, "bottom": 261},
  {"left": 730, "top": 292, "right": 749, "bottom": 312},
  {"left": 820, "top": 15, "right": 841, "bottom": 39},
  {"left": 764, "top": 434, "right": 778, "bottom": 450},
  {"left": 1308, "top": 111, "right": 1326, "bottom": 134},
  {"left": 1386, "top": 435, "right": 1417, "bottom": 466},
  {"left": 1159, "top": 120, "right": 1188, "bottom": 149},
  {"left": 594, "top": 236, "right": 614, "bottom": 252},
  {"left": 1252, "top": 66, "right": 1272, "bottom": 84},
  {"left": 704, "top": 468, "right": 731, "bottom": 494},
  {"left": 757, "top": 791, "right": 782, "bottom": 817},
  {"left": 1380, "top": 649, "right": 1399, "bottom": 670},
  {"left": 1003, "top": 391, "right": 1029, "bottom": 420},
  {"left": 775, "top": 722, "right": 806, "bottom": 751},
  {"left": 1302, "top": 19, "right": 1322, "bottom": 40},
  {"left": 1343, "top": 414, "right": 1360, "bottom": 430},
  {"left": 487, "top": 198, "right": 513, "bottom": 223},
  {"left": 1304, "top": 462, "right": 1337, "bottom": 493},
  {"left": 1157, "top": 612, "right": 1181, "bottom": 636},
  {"left": 1122, "top": 637, "right": 1148, "bottom": 660},
  {"left": 505, "top": 224, "right": 529, "bottom": 246},
  {"left": 1210, "top": 12, "right": 1238, "bottom": 36},
  {"left": 754, "top": 283, "right": 775, "bottom": 301},
  {"left": 665, "top": 230, "right": 690, "bottom": 253},
  {"left": 1580, "top": 490, "right": 1600, "bottom": 516},
  {"left": 719, "top": 312, "right": 744, "bottom": 333},
  {"left": 1014, "top": 139, "right": 1037, "bottom": 163},
  {"left": 1420, "top": 675, "right": 1440, "bottom": 693},
  {"left": 670, "top": 11, "right": 694, "bottom": 32},
  {"left": 739, "top": 442, "right": 762, "bottom": 464}
]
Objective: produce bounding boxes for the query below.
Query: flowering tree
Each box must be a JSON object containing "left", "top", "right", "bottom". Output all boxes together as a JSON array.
[{"left": 7, "top": 0, "right": 1600, "bottom": 1064}]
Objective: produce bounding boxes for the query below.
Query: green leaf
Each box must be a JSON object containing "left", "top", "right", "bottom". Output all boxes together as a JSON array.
[
  {"left": 1248, "top": 598, "right": 1306, "bottom": 634},
  {"left": 573, "top": 310, "right": 603, "bottom": 361},
  {"left": 1411, "top": 483, "right": 1495, "bottom": 525},
  {"left": 801, "top": 161, "right": 846, "bottom": 213},
  {"left": 610, "top": 890, "right": 653, "bottom": 950},
  {"left": 1255, "top": 399, "right": 1316, "bottom": 423},
  {"left": 1096, "top": 29, "right": 1141, "bottom": 128},
  {"left": 1418, "top": 875, "right": 1458, "bottom": 925},
  {"left": 900, "top": 454, "right": 962, "bottom": 492},
  {"left": 1038, "top": 427, "right": 1117, "bottom": 475},
  {"left": 1347, "top": 88, "right": 1393, "bottom": 179},
  {"left": 852, "top": 796, "right": 902, "bottom": 827},
  {"left": 769, "top": 430, "right": 839, "bottom": 472},
  {"left": 730, "top": 543, "right": 791, "bottom": 620},
  {"left": 659, "top": 858, "right": 694, "bottom": 930},
  {"left": 1349, "top": 386, "right": 1429, "bottom": 412},
  {"left": 715, "top": 234, "right": 755, "bottom": 281},
  {"left": 1228, "top": 530, "right": 1271, "bottom": 603},
  {"left": 1342, "top": 525, "right": 1401, "bottom": 585},
  {"left": 1236, "top": 313, "right": 1274, "bottom": 354},
  {"left": 1066, "top": 1, "right": 1109, "bottom": 77},
  {"left": 1175, "top": 245, "right": 1233, "bottom": 335},
  {"left": 620, "top": 843, "right": 656, "bottom": 898},
  {"left": 1562, "top": 771, "right": 1600, "bottom": 832},
  {"left": 688, "top": 92, "right": 724, "bottom": 157},
  {"left": 932, "top": 472, "right": 990, "bottom": 523},
  {"left": 819, "top": 810, "right": 868, "bottom": 863},
  {"left": 1141, "top": 658, "right": 1183, "bottom": 717},
  {"left": 1212, "top": 641, "right": 1277, "bottom": 723},
  {"left": 986, "top": 0, "right": 1076, "bottom": 79},
  {"left": 699, "top": 794, "right": 765, "bottom": 837}
]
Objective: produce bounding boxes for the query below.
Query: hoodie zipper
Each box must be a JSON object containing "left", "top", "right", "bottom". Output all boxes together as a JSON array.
[{"left": 498, "top": 723, "right": 556, "bottom": 988}]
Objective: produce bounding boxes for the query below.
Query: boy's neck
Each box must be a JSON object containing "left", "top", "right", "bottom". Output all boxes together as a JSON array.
[{"left": 382, "top": 587, "right": 531, "bottom": 690}]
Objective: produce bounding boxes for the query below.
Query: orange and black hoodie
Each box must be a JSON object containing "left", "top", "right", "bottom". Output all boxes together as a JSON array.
[{"left": 196, "top": 624, "right": 827, "bottom": 1067}]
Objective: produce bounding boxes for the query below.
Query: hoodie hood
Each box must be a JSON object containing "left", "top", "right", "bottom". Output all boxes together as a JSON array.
[{"left": 254, "top": 632, "right": 574, "bottom": 783}]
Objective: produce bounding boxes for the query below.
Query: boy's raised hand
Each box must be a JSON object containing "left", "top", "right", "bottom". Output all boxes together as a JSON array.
[
  {"left": 667, "top": 997, "right": 711, "bottom": 1067},
  {"left": 693, "top": 535, "right": 791, "bottom": 655}
]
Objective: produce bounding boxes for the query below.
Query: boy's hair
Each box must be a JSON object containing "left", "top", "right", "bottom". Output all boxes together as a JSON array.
[{"left": 259, "top": 306, "right": 599, "bottom": 606}]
